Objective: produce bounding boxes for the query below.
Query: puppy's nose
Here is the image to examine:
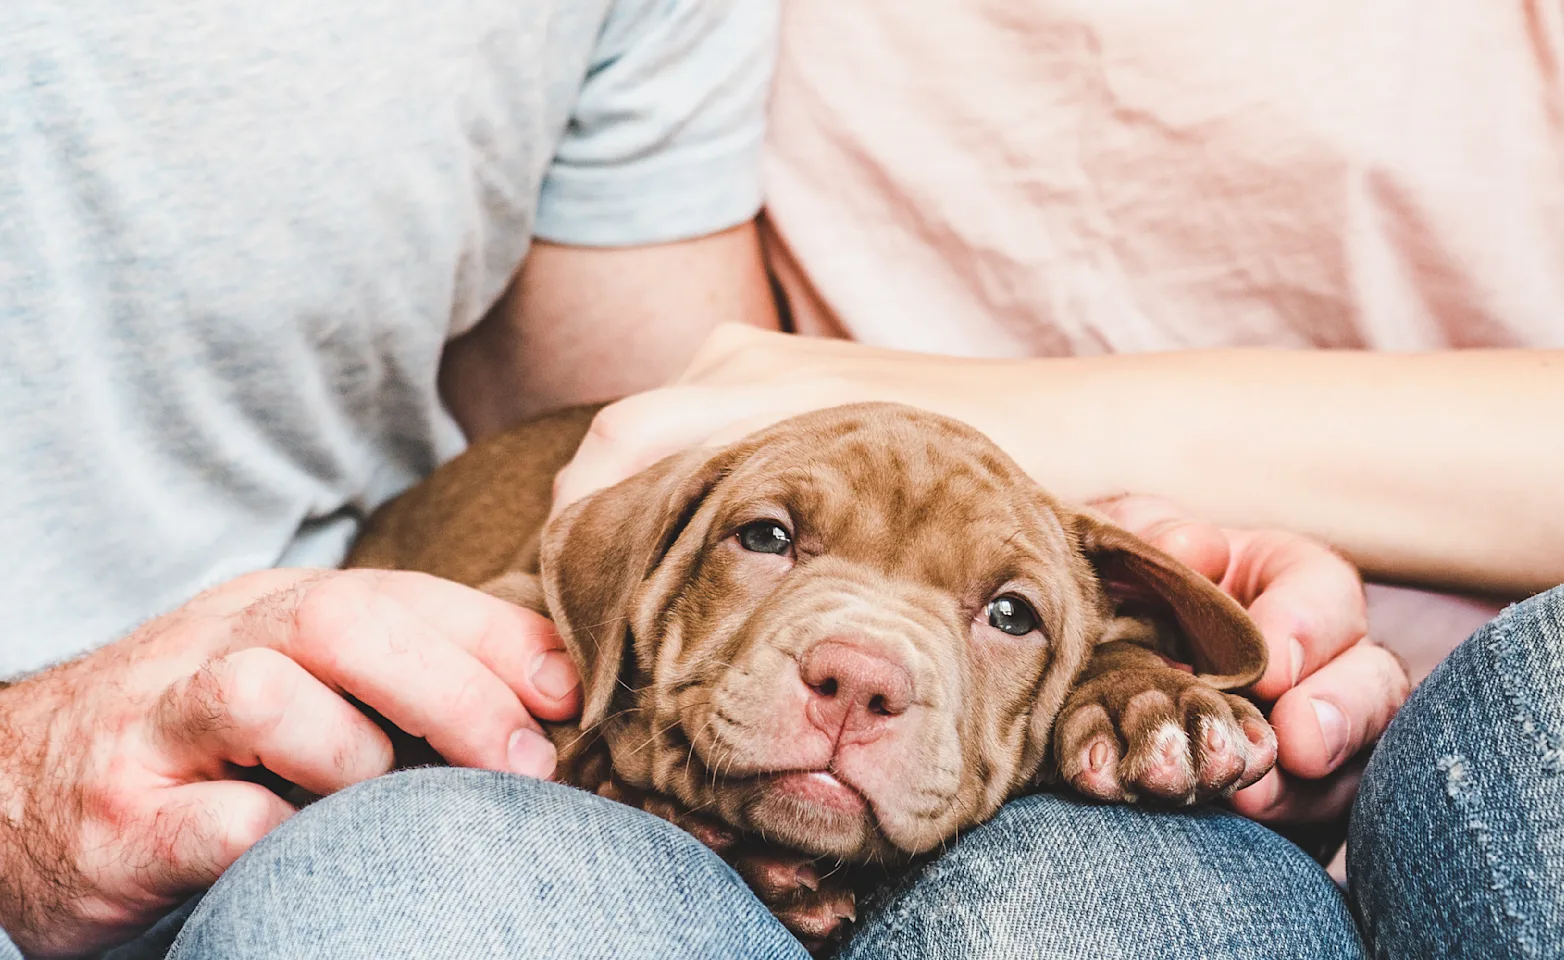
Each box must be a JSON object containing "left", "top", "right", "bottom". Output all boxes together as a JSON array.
[{"left": 800, "top": 641, "right": 913, "bottom": 741}]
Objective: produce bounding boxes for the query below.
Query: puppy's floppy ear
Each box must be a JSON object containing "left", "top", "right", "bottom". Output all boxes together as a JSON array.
[
  {"left": 1070, "top": 509, "right": 1268, "bottom": 691},
  {"left": 475, "top": 570, "right": 548, "bottom": 613},
  {"left": 538, "top": 448, "right": 731, "bottom": 729}
]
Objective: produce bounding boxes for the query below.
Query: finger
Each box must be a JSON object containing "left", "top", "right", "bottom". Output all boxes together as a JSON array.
[
  {"left": 1268, "top": 640, "right": 1409, "bottom": 779},
  {"left": 270, "top": 574, "right": 556, "bottom": 777},
  {"left": 1088, "top": 495, "right": 1231, "bottom": 583},
  {"left": 172, "top": 568, "right": 333, "bottom": 623},
  {"left": 1223, "top": 529, "right": 1367, "bottom": 701},
  {"left": 236, "top": 570, "right": 578, "bottom": 721},
  {"left": 136, "top": 781, "right": 295, "bottom": 894},
  {"left": 150, "top": 648, "right": 395, "bottom": 795},
  {"left": 1228, "top": 756, "right": 1367, "bottom": 825},
  {"left": 363, "top": 571, "right": 581, "bottom": 722}
]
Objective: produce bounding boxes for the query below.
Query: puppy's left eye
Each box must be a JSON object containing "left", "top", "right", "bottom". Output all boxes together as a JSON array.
[
  {"left": 985, "top": 594, "right": 1039, "bottom": 636},
  {"left": 737, "top": 520, "right": 793, "bottom": 555}
]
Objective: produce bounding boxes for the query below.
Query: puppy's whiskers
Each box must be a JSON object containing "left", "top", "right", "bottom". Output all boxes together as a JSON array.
[{"left": 624, "top": 718, "right": 682, "bottom": 759}]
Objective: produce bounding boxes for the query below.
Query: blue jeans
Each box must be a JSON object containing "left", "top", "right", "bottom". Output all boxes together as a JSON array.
[{"left": 5, "top": 587, "right": 1557, "bottom": 960}]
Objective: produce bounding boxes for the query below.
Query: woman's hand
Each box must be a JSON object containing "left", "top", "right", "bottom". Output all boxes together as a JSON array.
[
  {"left": 1090, "top": 495, "right": 1410, "bottom": 824},
  {"left": 551, "top": 324, "right": 969, "bottom": 514}
]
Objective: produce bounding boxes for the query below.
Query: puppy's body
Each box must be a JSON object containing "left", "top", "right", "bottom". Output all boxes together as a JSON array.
[
  {"left": 349, "top": 403, "right": 1275, "bottom": 950},
  {"left": 350, "top": 403, "right": 598, "bottom": 585}
]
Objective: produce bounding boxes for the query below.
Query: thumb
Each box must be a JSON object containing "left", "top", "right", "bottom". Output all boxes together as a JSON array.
[{"left": 140, "top": 782, "right": 296, "bottom": 895}]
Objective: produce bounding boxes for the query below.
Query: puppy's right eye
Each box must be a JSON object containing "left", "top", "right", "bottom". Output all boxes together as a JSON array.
[
  {"left": 737, "top": 520, "right": 793, "bottom": 555},
  {"left": 985, "top": 594, "right": 1039, "bottom": 636}
]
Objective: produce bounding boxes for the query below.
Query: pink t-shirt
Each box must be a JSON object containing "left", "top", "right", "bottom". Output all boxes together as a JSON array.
[
  {"left": 760, "top": 1, "right": 1563, "bottom": 680},
  {"left": 763, "top": 0, "right": 1564, "bottom": 355}
]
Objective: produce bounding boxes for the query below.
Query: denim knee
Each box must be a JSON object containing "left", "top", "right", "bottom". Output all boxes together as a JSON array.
[
  {"left": 168, "top": 767, "right": 806, "bottom": 960},
  {"left": 1349, "top": 585, "right": 1564, "bottom": 960},
  {"left": 840, "top": 792, "right": 1362, "bottom": 960}
]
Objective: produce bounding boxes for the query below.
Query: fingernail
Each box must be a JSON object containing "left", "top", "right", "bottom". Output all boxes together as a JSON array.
[
  {"left": 1289, "top": 637, "right": 1306, "bottom": 686},
  {"left": 529, "top": 650, "right": 580, "bottom": 702},
  {"left": 1310, "top": 698, "right": 1350, "bottom": 766},
  {"left": 507, "top": 727, "right": 558, "bottom": 779}
]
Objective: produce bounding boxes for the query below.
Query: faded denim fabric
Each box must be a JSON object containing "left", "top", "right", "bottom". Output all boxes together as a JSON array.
[
  {"left": 144, "top": 769, "right": 1358, "bottom": 960},
  {"left": 1349, "top": 584, "right": 1564, "bottom": 959},
  {"left": 165, "top": 771, "right": 806, "bottom": 960},
  {"left": 87, "top": 587, "right": 1561, "bottom": 959}
]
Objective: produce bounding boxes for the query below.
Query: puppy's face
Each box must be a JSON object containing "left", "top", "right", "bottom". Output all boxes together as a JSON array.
[{"left": 540, "top": 404, "right": 1257, "bottom": 862}]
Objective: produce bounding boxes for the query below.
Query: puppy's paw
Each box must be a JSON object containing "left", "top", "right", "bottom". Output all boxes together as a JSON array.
[
  {"left": 727, "top": 846, "right": 856, "bottom": 953},
  {"left": 1055, "top": 665, "right": 1276, "bottom": 805},
  {"left": 611, "top": 781, "right": 855, "bottom": 954},
  {"left": 774, "top": 884, "right": 857, "bottom": 955}
]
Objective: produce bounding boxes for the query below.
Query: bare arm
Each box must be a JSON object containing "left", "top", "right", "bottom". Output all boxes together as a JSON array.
[
  {"left": 989, "top": 348, "right": 1563, "bottom": 596},
  {"left": 439, "top": 222, "right": 780, "bottom": 441},
  {"left": 554, "top": 329, "right": 1564, "bottom": 596}
]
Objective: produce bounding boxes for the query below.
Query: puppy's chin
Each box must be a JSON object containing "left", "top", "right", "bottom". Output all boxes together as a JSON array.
[{"left": 744, "top": 772, "right": 882, "bottom": 860}]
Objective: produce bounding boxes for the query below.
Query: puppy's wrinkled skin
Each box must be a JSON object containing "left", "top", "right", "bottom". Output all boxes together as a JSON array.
[{"left": 350, "top": 402, "right": 1272, "bottom": 950}]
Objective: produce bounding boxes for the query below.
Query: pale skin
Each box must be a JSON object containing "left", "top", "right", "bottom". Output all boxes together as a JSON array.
[
  {"left": 0, "top": 222, "right": 777, "bottom": 957},
  {"left": 553, "top": 323, "right": 1564, "bottom": 824}
]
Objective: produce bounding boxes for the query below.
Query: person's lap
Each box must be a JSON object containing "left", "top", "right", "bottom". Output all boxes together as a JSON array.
[
  {"left": 107, "top": 586, "right": 1563, "bottom": 960},
  {"left": 1347, "top": 583, "right": 1564, "bottom": 957}
]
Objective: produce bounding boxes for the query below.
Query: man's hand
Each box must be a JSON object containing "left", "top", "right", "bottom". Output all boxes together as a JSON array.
[
  {"left": 1091, "top": 495, "right": 1411, "bottom": 825},
  {"left": 0, "top": 569, "right": 578, "bottom": 957}
]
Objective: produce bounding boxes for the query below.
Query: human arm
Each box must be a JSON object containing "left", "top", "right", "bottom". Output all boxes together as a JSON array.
[
  {"left": 0, "top": 570, "right": 576, "bottom": 956},
  {"left": 554, "top": 327, "right": 1563, "bottom": 597},
  {"left": 439, "top": 0, "right": 782, "bottom": 439},
  {"left": 440, "top": 224, "right": 779, "bottom": 440},
  {"left": 549, "top": 325, "right": 1560, "bottom": 824}
]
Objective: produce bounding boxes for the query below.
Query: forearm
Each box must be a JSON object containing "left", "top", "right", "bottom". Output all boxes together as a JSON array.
[
  {"left": 552, "top": 328, "right": 1559, "bottom": 595},
  {"left": 973, "top": 348, "right": 1563, "bottom": 595}
]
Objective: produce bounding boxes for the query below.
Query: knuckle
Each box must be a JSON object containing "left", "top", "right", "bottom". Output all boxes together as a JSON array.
[
  {"left": 215, "top": 796, "right": 280, "bottom": 856},
  {"left": 219, "top": 651, "right": 293, "bottom": 734},
  {"left": 79, "top": 759, "right": 143, "bottom": 833},
  {"left": 442, "top": 672, "right": 516, "bottom": 733},
  {"left": 170, "top": 660, "right": 235, "bottom": 742},
  {"left": 1123, "top": 687, "right": 1176, "bottom": 720},
  {"left": 332, "top": 728, "right": 393, "bottom": 782},
  {"left": 285, "top": 575, "right": 372, "bottom": 665},
  {"left": 1364, "top": 642, "right": 1413, "bottom": 706},
  {"left": 585, "top": 396, "right": 651, "bottom": 449},
  {"left": 691, "top": 322, "right": 753, "bottom": 368},
  {"left": 1057, "top": 701, "right": 1111, "bottom": 742}
]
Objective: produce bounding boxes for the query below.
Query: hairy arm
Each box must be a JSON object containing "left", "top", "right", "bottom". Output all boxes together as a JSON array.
[{"left": 439, "top": 222, "right": 780, "bottom": 441}]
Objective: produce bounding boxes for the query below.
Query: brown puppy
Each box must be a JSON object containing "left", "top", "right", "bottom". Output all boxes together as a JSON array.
[{"left": 349, "top": 402, "right": 1276, "bottom": 949}]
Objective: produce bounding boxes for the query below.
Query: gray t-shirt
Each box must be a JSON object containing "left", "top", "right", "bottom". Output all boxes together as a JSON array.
[{"left": 0, "top": 0, "right": 777, "bottom": 675}]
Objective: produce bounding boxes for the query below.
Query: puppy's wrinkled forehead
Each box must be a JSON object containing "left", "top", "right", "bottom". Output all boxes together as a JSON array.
[{"left": 713, "top": 407, "right": 1073, "bottom": 587}]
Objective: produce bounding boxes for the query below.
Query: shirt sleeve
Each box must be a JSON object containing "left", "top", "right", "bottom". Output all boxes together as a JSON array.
[{"left": 534, "top": 0, "right": 780, "bottom": 247}]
